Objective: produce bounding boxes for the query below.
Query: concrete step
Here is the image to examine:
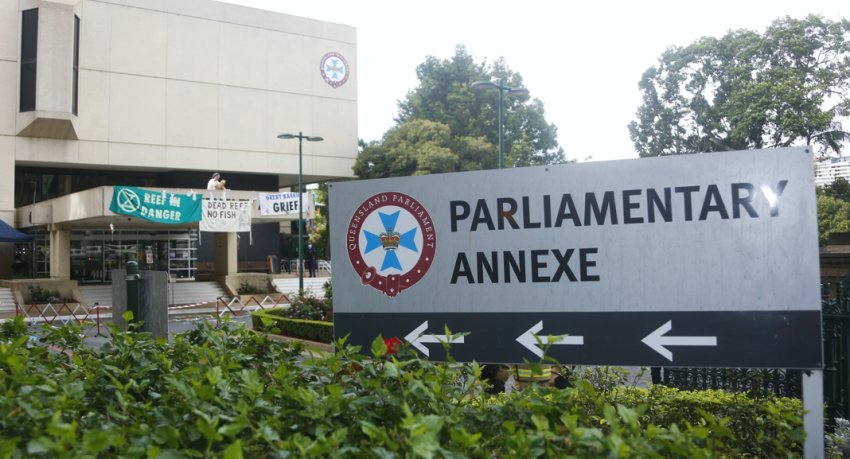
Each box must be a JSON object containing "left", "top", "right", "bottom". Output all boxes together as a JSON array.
[
  {"left": 0, "top": 287, "right": 16, "bottom": 314},
  {"left": 273, "top": 277, "right": 330, "bottom": 299},
  {"left": 0, "top": 287, "right": 15, "bottom": 302},
  {"left": 78, "top": 284, "right": 113, "bottom": 308},
  {"left": 79, "top": 281, "right": 227, "bottom": 307},
  {"left": 170, "top": 281, "right": 226, "bottom": 306}
]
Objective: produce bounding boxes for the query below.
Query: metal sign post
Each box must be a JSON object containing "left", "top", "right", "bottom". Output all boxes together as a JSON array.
[{"left": 804, "top": 370, "right": 825, "bottom": 458}]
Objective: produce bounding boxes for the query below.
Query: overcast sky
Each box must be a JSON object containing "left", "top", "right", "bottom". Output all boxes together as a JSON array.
[{"left": 223, "top": 0, "right": 849, "bottom": 163}]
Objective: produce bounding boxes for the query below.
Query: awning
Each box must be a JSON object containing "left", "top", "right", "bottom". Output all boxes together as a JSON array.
[{"left": 0, "top": 219, "right": 33, "bottom": 243}]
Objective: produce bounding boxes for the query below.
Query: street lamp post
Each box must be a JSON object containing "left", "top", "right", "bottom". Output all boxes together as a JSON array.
[
  {"left": 471, "top": 79, "right": 528, "bottom": 169},
  {"left": 277, "top": 131, "right": 323, "bottom": 292}
]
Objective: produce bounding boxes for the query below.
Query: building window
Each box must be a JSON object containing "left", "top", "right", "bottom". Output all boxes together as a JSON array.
[
  {"left": 72, "top": 15, "right": 80, "bottom": 115},
  {"left": 20, "top": 8, "right": 38, "bottom": 112}
]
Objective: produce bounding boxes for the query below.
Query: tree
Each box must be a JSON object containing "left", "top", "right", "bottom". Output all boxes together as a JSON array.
[
  {"left": 308, "top": 183, "right": 330, "bottom": 259},
  {"left": 819, "top": 177, "right": 850, "bottom": 202},
  {"left": 816, "top": 177, "right": 850, "bottom": 245},
  {"left": 818, "top": 194, "right": 850, "bottom": 245},
  {"left": 629, "top": 15, "right": 850, "bottom": 157},
  {"left": 354, "top": 46, "right": 565, "bottom": 178}
]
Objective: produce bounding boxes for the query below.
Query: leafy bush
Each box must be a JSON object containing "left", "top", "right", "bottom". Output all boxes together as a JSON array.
[
  {"left": 236, "top": 279, "right": 274, "bottom": 295},
  {"left": 567, "top": 383, "right": 804, "bottom": 457},
  {"left": 827, "top": 418, "right": 850, "bottom": 458},
  {"left": 284, "top": 290, "right": 332, "bottom": 322},
  {"left": 236, "top": 280, "right": 260, "bottom": 294},
  {"left": 27, "top": 285, "right": 65, "bottom": 304},
  {"left": 323, "top": 280, "right": 333, "bottom": 309},
  {"left": 0, "top": 315, "right": 28, "bottom": 341},
  {"left": 0, "top": 321, "right": 806, "bottom": 458},
  {"left": 574, "top": 365, "right": 637, "bottom": 391}
]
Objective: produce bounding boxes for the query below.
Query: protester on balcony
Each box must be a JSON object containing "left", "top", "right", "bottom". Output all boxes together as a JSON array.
[{"left": 207, "top": 172, "right": 226, "bottom": 190}]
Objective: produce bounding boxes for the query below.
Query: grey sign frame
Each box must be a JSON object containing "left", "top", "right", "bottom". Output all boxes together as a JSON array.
[{"left": 330, "top": 147, "right": 822, "bottom": 368}]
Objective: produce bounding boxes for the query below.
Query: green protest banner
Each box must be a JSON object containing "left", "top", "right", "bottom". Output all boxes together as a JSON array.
[{"left": 109, "top": 186, "right": 202, "bottom": 224}]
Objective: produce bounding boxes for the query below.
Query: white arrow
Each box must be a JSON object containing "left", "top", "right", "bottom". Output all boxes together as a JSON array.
[
  {"left": 641, "top": 320, "right": 718, "bottom": 362},
  {"left": 516, "top": 321, "right": 584, "bottom": 358},
  {"left": 404, "top": 321, "right": 466, "bottom": 357}
]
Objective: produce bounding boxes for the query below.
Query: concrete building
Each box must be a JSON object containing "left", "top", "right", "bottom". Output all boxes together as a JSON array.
[
  {"left": 0, "top": 0, "right": 357, "bottom": 281},
  {"left": 815, "top": 157, "right": 850, "bottom": 187}
]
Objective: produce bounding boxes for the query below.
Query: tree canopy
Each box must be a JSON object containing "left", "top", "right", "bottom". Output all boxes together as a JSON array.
[
  {"left": 817, "top": 177, "right": 850, "bottom": 245},
  {"left": 354, "top": 46, "right": 565, "bottom": 179},
  {"left": 629, "top": 15, "right": 850, "bottom": 157}
]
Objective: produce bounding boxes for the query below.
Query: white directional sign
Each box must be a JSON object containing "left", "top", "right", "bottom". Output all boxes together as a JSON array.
[
  {"left": 404, "top": 321, "right": 466, "bottom": 357},
  {"left": 330, "top": 148, "right": 823, "bottom": 368},
  {"left": 516, "top": 321, "right": 584, "bottom": 358},
  {"left": 641, "top": 320, "right": 718, "bottom": 362}
]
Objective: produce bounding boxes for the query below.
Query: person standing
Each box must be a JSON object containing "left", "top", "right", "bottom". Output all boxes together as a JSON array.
[
  {"left": 207, "top": 172, "right": 226, "bottom": 190},
  {"left": 306, "top": 243, "right": 317, "bottom": 277}
]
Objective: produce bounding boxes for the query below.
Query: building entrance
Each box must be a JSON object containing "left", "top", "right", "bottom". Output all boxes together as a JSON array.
[{"left": 70, "top": 229, "right": 198, "bottom": 283}]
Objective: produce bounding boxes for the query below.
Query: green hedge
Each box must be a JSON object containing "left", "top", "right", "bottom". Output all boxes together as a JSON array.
[
  {"left": 571, "top": 384, "right": 804, "bottom": 457},
  {"left": 0, "top": 317, "right": 807, "bottom": 458},
  {"left": 252, "top": 308, "right": 334, "bottom": 343}
]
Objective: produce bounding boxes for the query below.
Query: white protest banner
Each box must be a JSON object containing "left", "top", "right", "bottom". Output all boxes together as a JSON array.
[
  {"left": 259, "top": 192, "right": 315, "bottom": 217},
  {"left": 200, "top": 199, "right": 252, "bottom": 232}
]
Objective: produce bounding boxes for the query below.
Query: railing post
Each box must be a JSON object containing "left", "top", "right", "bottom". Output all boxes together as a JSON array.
[{"left": 94, "top": 303, "right": 104, "bottom": 337}]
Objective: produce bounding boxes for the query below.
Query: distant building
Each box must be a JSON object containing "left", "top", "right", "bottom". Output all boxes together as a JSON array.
[
  {"left": 815, "top": 157, "right": 850, "bottom": 187},
  {"left": 0, "top": 0, "right": 357, "bottom": 280}
]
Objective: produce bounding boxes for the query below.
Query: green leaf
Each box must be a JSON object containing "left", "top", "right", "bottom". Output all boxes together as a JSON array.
[
  {"left": 26, "top": 438, "right": 51, "bottom": 454},
  {"left": 206, "top": 366, "right": 223, "bottom": 385},
  {"left": 0, "top": 437, "right": 21, "bottom": 459},
  {"left": 240, "top": 369, "right": 262, "bottom": 395},
  {"left": 530, "top": 414, "right": 549, "bottom": 432},
  {"left": 196, "top": 415, "right": 221, "bottom": 444},
  {"left": 82, "top": 428, "right": 117, "bottom": 454},
  {"left": 223, "top": 440, "right": 244, "bottom": 459},
  {"left": 449, "top": 428, "right": 482, "bottom": 448},
  {"left": 371, "top": 335, "right": 387, "bottom": 358},
  {"left": 383, "top": 361, "right": 399, "bottom": 378},
  {"left": 361, "top": 421, "right": 387, "bottom": 443}
]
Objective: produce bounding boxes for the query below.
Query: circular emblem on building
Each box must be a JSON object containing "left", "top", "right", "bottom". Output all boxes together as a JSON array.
[
  {"left": 320, "top": 52, "right": 349, "bottom": 88},
  {"left": 347, "top": 192, "right": 436, "bottom": 297},
  {"left": 115, "top": 187, "right": 141, "bottom": 213}
]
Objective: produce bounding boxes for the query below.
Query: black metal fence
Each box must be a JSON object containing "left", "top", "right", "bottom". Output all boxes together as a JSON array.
[
  {"left": 661, "top": 275, "right": 850, "bottom": 422},
  {"left": 662, "top": 368, "right": 802, "bottom": 398},
  {"left": 823, "top": 275, "right": 850, "bottom": 422}
]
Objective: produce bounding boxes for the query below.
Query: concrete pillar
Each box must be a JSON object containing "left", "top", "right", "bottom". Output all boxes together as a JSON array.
[
  {"left": 0, "top": 212, "right": 14, "bottom": 279},
  {"left": 35, "top": 0, "right": 78, "bottom": 114},
  {"left": 15, "top": 0, "right": 82, "bottom": 139},
  {"left": 0, "top": 142, "right": 14, "bottom": 215},
  {"left": 49, "top": 225, "right": 70, "bottom": 278},
  {"left": 213, "top": 232, "right": 238, "bottom": 275}
]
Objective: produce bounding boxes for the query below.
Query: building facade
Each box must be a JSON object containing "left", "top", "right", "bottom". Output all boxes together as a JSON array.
[
  {"left": 815, "top": 157, "right": 850, "bottom": 187},
  {"left": 0, "top": 0, "right": 357, "bottom": 280}
]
